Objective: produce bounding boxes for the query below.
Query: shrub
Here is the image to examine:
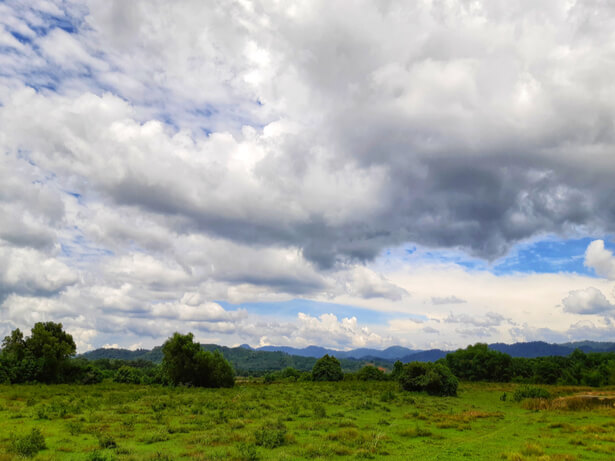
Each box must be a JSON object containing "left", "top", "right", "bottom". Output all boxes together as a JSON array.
[
  {"left": 9, "top": 428, "right": 46, "bottom": 457},
  {"left": 237, "top": 442, "right": 259, "bottom": 461},
  {"left": 254, "top": 420, "right": 287, "bottom": 448},
  {"left": 512, "top": 385, "right": 551, "bottom": 402},
  {"left": 357, "top": 365, "right": 386, "bottom": 381},
  {"left": 399, "top": 362, "right": 458, "bottom": 396},
  {"left": 87, "top": 451, "right": 111, "bottom": 461},
  {"left": 97, "top": 433, "right": 117, "bottom": 449},
  {"left": 313, "top": 404, "right": 327, "bottom": 418},
  {"left": 114, "top": 366, "right": 142, "bottom": 384}
]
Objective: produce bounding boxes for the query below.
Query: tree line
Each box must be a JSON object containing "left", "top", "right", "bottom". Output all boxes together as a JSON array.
[{"left": 3, "top": 324, "right": 615, "bottom": 392}]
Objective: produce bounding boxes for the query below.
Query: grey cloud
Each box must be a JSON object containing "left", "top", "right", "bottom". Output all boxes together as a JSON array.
[
  {"left": 508, "top": 324, "right": 569, "bottom": 344},
  {"left": 444, "top": 312, "right": 509, "bottom": 328},
  {"left": 432, "top": 295, "right": 466, "bottom": 305},
  {"left": 455, "top": 327, "right": 495, "bottom": 338}
]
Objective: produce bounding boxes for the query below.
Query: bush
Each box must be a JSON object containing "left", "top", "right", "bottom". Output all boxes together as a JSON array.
[
  {"left": 357, "top": 365, "right": 386, "bottom": 381},
  {"left": 97, "top": 433, "right": 117, "bottom": 449},
  {"left": 254, "top": 420, "right": 287, "bottom": 448},
  {"left": 398, "top": 362, "right": 458, "bottom": 396},
  {"left": 512, "top": 385, "right": 551, "bottom": 402},
  {"left": 114, "top": 366, "right": 142, "bottom": 384},
  {"left": 312, "top": 354, "right": 343, "bottom": 382},
  {"left": 10, "top": 428, "right": 46, "bottom": 457}
]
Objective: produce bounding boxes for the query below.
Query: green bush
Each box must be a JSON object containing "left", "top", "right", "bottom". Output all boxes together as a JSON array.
[
  {"left": 254, "top": 420, "right": 287, "bottom": 448},
  {"left": 114, "top": 366, "right": 142, "bottom": 384},
  {"left": 512, "top": 385, "right": 551, "bottom": 402},
  {"left": 97, "top": 432, "right": 118, "bottom": 449},
  {"left": 237, "top": 442, "right": 259, "bottom": 461},
  {"left": 10, "top": 428, "right": 46, "bottom": 457},
  {"left": 398, "top": 362, "right": 458, "bottom": 396},
  {"left": 357, "top": 365, "right": 387, "bottom": 381}
]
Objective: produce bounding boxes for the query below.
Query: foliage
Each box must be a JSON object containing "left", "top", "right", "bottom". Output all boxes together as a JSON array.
[
  {"left": 254, "top": 420, "right": 287, "bottom": 448},
  {"left": 114, "top": 365, "right": 142, "bottom": 384},
  {"left": 391, "top": 360, "right": 404, "bottom": 380},
  {"left": 445, "top": 343, "right": 512, "bottom": 382},
  {"left": 9, "top": 428, "right": 46, "bottom": 457},
  {"left": 82, "top": 343, "right": 393, "bottom": 376},
  {"left": 2, "top": 381, "right": 615, "bottom": 459},
  {"left": 161, "top": 332, "right": 234, "bottom": 387},
  {"left": 0, "top": 322, "right": 76, "bottom": 384},
  {"left": 398, "top": 361, "right": 458, "bottom": 396},
  {"left": 512, "top": 385, "right": 551, "bottom": 402},
  {"left": 312, "top": 354, "right": 344, "bottom": 382},
  {"left": 356, "top": 365, "right": 387, "bottom": 381}
]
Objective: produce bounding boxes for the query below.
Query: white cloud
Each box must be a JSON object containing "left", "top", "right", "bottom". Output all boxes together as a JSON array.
[
  {"left": 283, "top": 312, "right": 384, "bottom": 349},
  {"left": 0, "top": 246, "right": 77, "bottom": 297},
  {"left": 585, "top": 240, "right": 615, "bottom": 280},
  {"left": 562, "top": 287, "right": 615, "bottom": 315}
]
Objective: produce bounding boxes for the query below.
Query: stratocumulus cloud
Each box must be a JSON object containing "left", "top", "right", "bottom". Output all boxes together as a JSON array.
[{"left": 2, "top": 1, "right": 615, "bottom": 350}]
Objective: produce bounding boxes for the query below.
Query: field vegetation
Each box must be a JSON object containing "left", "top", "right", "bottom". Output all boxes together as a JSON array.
[{"left": 2, "top": 381, "right": 615, "bottom": 460}]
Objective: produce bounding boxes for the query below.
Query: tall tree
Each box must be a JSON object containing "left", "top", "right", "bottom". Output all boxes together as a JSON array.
[
  {"left": 161, "top": 332, "right": 234, "bottom": 388},
  {"left": 312, "top": 354, "right": 343, "bottom": 381}
]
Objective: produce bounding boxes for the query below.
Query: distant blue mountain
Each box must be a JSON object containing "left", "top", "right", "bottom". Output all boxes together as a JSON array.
[
  {"left": 252, "top": 341, "right": 615, "bottom": 361},
  {"left": 401, "top": 349, "right": 448, "bottom": 362},
  {"left": 255, "top": 345, "right": 418, "bottom": 360},
  {"left": 489, "top": 341, "right": 573, "bottom": 358}
]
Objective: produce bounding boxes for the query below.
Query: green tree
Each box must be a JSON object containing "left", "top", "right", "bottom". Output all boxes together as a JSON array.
[
  {"left": 312, "top": 354, "right": 343, "bottom": 381},
  {"left": 162, "top": 332, "right": 201, "bottom": 385},
  {"left": 391, "top": 360, "right": 404, "bottom": 380},
  {"left": 26, "top": 322, "right": 76, "bottom": 383},
  {"left": 398, "top": 361, "right": 458, "bottom": 396},
  {"left": 161, "top": 332, "right": 234, "bottom": 387},
  {"left": 0, "top": 322, "right": 76, "bottom": 383},
  {"left": 445, "top": 343, "right": 512, "bottom": 382}
]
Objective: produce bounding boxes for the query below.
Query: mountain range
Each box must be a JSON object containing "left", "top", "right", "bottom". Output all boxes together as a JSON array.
[{"left": 241, "top": 340, "right": 615, "bottom": 361}]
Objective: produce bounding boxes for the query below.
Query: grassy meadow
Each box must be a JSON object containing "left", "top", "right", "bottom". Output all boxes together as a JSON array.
[{"left": 1, "top": 381, "right": 615, "bottom": 460}]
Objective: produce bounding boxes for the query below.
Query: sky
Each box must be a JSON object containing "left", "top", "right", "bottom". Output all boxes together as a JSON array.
[{"left": 2, "top": 0, "right": 615, "bottom": 352}]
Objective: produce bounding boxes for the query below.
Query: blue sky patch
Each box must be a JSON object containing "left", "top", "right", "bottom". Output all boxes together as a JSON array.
[
  {"left": 217, "top": 298, "right": 424, "bottom": 325},
  {"left": 381, "top": 236, "right": 615, "bottom": 277}
]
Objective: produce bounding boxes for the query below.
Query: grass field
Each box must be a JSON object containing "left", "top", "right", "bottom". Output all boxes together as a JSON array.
[{"left": 1, "top": 381, "right": 615, "bottom": 460}]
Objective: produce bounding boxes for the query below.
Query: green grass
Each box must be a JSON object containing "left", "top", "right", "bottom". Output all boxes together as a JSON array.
[{"left": 1, "top": 381, "right": 615, "bottom": 460}]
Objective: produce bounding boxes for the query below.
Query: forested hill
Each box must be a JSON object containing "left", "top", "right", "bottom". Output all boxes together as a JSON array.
[
  {"left": 81, "top": 340, "right": 615, "bottom": 375},
  {"left": 80, "top": 344, "right": 393, "bottom": 376}
]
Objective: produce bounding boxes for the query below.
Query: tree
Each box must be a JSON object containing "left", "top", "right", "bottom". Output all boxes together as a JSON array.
[
  {"left": 391, "top": 360, "right": 404, "bottom": 380},
  {"left": 162, "top": 332, "right": 201, "bottom": 385},
  {"left": 312, "top": 354, "right": 343, "bottom": 381},
  {"left": 0, "top": 322, "right": 76, "bottom": 383},
  {"left": 27, "top": 322, "right": 76, "bottom": 383},
  {"left": 161, "top": 332, "right": 234, "bottom": 388},
  {"left": 398, "top": 361, "right": 458, "bottom": 396},
  {"left": 445, "top": 343, "right": 512, "bottom": 382}
]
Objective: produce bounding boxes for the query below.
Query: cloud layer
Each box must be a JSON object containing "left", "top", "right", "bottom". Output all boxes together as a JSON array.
[{"left": 2, "top": 1, "right": 615, "bottom": 350}]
